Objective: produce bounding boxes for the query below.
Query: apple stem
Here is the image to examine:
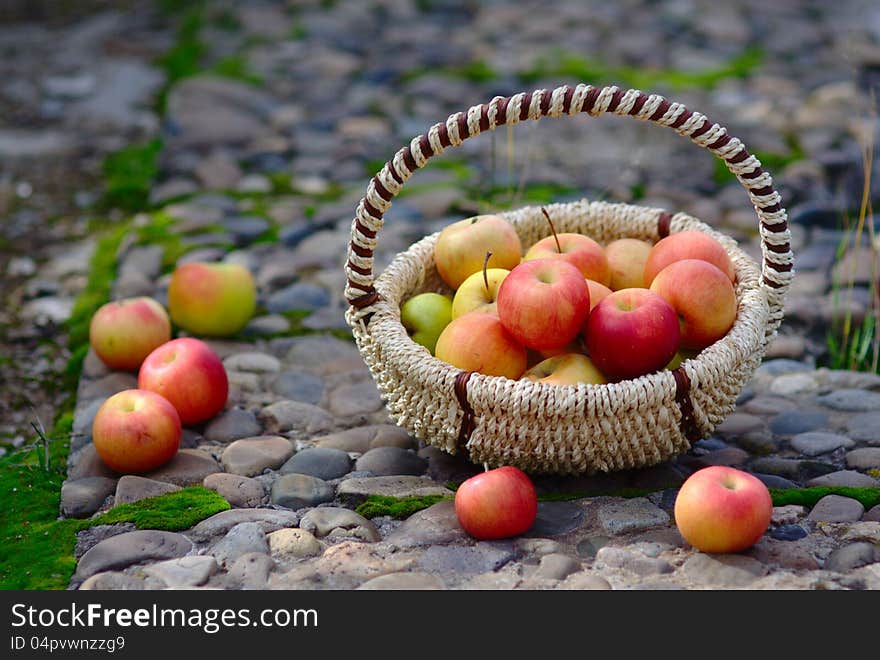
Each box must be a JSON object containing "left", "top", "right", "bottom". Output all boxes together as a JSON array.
[
  {"left": 541, "top": 207, "right": 562, "bottom": 253},
  {"left": 482, "top": 251, "right": 492, "bottom": 296}
]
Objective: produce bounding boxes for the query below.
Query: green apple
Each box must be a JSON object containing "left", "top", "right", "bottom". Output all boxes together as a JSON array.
[{"left": 400, "top": 292, "right": 453, "bottom": 355}]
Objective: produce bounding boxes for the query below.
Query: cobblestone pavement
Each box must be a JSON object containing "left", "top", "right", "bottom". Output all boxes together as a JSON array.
[{"left": 3, "top": 0, "right": 880, "bottom": 590}]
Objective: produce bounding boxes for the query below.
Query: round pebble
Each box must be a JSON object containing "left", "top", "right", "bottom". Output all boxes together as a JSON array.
[
  {"left": 280, "top": 447, "right": 353, "bottom": 480},
  {"left": 270, "top": 473, "right": 334, "bottom": 509}
]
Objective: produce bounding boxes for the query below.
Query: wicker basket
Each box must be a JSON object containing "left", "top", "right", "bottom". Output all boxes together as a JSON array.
[{"left": 344, "top": 83, "right": 793, "bottom": 476}]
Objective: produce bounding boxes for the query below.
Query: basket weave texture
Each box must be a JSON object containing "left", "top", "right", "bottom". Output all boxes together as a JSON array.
[{"left": 343, "top": 84, "right": 793, "bottom": 475}]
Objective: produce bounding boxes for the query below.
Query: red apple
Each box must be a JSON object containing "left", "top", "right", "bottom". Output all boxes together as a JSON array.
[
  {"left": 605, "top": 238, "right": 653, "bottom": 290},
  {"left": 138, "top": 337, "right": 229, "bottom": 425},
  {"left": 92, "top": 389, "right": 181, "bottom": 474},
  {"left": 168, "top": 261, "right": 257, "bottom": 337},
  {"left": 89, "top": 297, "right": 171, "bottom": 371},
  {"left": 584, "top": 288, "right": 680, "bottom": 381},
  {"left": 523, "top": 233, "right": 610, "bottom": 286},
  {"left": 434, "top": 312, "right": 527, "bottom": 379},
  {"left": 674, "top": 466, "right": 772, "bottom": 554},
  {"left": 643, "top": 230, "right": 735, "bottom": 286},
  {"left": 497, "top": 259, "right": 591, "bottom": 351},
  {"left": 454, "top": 466, "right": 538, "bottom": 540},
  {"left": 649, "top": 259, "right": 738, "bottom": 351},
  {"left": 434, "top": 214, "right": 522, "bottom": 290}
]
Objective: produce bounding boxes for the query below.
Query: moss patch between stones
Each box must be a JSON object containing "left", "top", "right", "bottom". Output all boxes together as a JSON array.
[
  {"left": 768, "top": 486, "right": 880, "bottom": 510},
  {"left": 356, "top": 495, "right": 452, "bottom": 519},
  {"left": 0, "top": 486, "right": 229, "bottom": 590}
]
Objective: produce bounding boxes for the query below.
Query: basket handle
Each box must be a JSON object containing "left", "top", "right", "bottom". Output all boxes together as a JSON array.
[{"left": 345, "top": 84, "right": 792, "bottom": 336}]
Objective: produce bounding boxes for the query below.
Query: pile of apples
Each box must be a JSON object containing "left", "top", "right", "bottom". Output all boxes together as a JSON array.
[
  {"left": 401, "top": 211, "right": 738, "bottom": 385},
  {"left": 87, "top": 262, "right": 256, "bottom": 474}
]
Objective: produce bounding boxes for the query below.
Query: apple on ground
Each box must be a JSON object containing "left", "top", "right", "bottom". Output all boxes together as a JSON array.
[
  {"left": 167, "top": 261, "right": 257, "bottom": 337},
  {"left": 92, "top": 389, "right": 181, "bottom": 473},
  {"left": 605, "top": 238, "right": 653, "bottom": 290},
  {"left": 138, "top": 337, "right": 229, "bottom": 425},
  {"left": 452, "top": 268, "right": 509, "bottom": 318},
  {"left": 643, "top": 230, "right": 735, "bottom": 286},
  {"left": 522, "top": 353, "right": 607, "bottom": 386},
  {"left": 454, "top": 466, "right": 538, "bottom": 540},
  {"left": 400, "top": 292, "right": 453, "bottom": 355},
  {"left": 523, "top": 233, "right": 611, "bottom": 286},
  {"left": 497, "top": 259, "right": 591, "bottom": 352},
  {"left": 674, "top": 465, "right": 772, "bottom": 553},
  {"left": 89, "top": 297, "right": 171, "bottom": 371},
  {"left": 584, "top": 288, "right": 680, "bottom": 381},
  {"left": 649, "top": 259, "right": 737, "bottom": 351},
  {"left": 434, "top": 312, "right": 527, "bottom": 379},
  {"left": 434, "top": 214, "right": 522, "bottom": 290}
]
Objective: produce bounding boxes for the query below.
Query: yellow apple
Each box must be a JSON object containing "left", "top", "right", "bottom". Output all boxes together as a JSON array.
[
  {"left": 522, "top": 353, "right": 607, "bottom": 386},
  {"left": 452, "top": 268, "right": 509, "bottom": 319},
  {"left": 605, "top": 238, "right": 653, "bottom": 290}
]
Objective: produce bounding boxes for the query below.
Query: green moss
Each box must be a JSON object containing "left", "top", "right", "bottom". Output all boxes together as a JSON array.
[
  {"left": 521, "top": 46, "right": 764, "bottom": 91},
  {"left": 769, "top": 486, "right": 880, "bottom": 509},
  {"left": 356, "top": 495, "right": 452, "bottom": 519},
  {"left": 0, "top": 484, "right": 229, "bottom": 590},
  {"left": 212, "top": 55, "right": 264, "bottom": 86},
  {"left": 101, "top": 139, "right": 163, "bottom": 212}
]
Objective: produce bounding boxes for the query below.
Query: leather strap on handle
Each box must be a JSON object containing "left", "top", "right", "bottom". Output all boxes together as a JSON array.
[{"left": 345, "top": 84, "right": 793, "bottom": 340}]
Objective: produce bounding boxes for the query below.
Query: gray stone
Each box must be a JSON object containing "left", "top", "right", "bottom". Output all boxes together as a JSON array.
[
  {"left": 78, "top": 572, "right": 151, "bottom": 591},
  {"left": 74, "top": 531, "right": 193, "bottom": 582},
  {"left": 204, "top": 408, "right": 262, "bottom": 443},
  {"left": 21, "top": 297, "right": 74, "bottom": 325},
  {"left": 715, "top": 413, "right": 766, "bottom": 436},
  {"left": 74, "top": 524, "right": 137, "bottom": 559},
  {"left": 594, "top": 546, "right": 675, "bottom": 576},
  {"left": 118, "top": 245, "right": 163, "bottom": 280},
  {"left": 67, "top": 59, "right": 162, "bottom": 131},
  {"left": 141, "top": 449, "right": 222, "bottom": 486},
  {"left": 284, "top": 335, "right": 361, "bottom": 369},
  {"left": 846, "top": 412, "right": 880, "bottom": 444},
  {"left": 224, "top": 215, "right": 269, "bottom": 245},
  {"left": 210, "top": 522, "right": 269, "bottom": 567},
  {"left": 78, "top": 373, "right": 138, "bottom": 401},
  {"left": 816, "top": 389, "right": 880, "bottom": 412},
  {"left": 384, "top": 500, "right": 469, "bottom": 548},
  {"left": 149, "top": 178, "right": 198, "bottom": 205},
  {"left": 866, "top": 505, "right": 880, "bottom": 522},
  {"left": 280, "top": 447, "right": 353, "bottom": 480},
  {"left": 221, "top": 436, "right": 295, "bottom": 477},
  {"left": 259, "top": 400, "right": 333, "bottom": 436},
  {"left": 807, "top": 470, "right": 880, "bottom": 488},
  {"left": 807, "top": 495, "right": 865, "bottom": 522},
  {"left": 533, "top": 553, "right": 583, "bottom": 581},
  {"left": 243, "top": 315, "right": 291, "bottom": 336},
  {"left": 336, "top": 476, "right": 453, "bottom": 506},
  {"left": 823, "top": 543, "right": 880, "bottom": 573},
  {"left": 186, "top": 509, "right": 299, "bottom": 543},
  {"left": 357, "top": 572, "right": 445, "bottom": 590},
  {"left": 846, "top": 447, "right": 880, "bottom": 469},
  {"left": 790, "top": 432, "right": 854, "bottom": 456},
  {"left": 203, "top": 473, "right": 266, "bottom": 508},
  {"left": 355, "top": 446, "right": 426, "bottom": 476},
  {"left": 265, "top": 283, "right": 330, "bottom": 313},
  {"left": 679, "top": 554, "right": 765, "bottom": 588},
  {"left": 271, "top": 370, "right": 325, "bottom": 404},
  {"left": 328, "top": 381, "right": 385, "bottom": 417},
  {"left": 223, "top": 552, "right": 274, "bottom": 590},
  {"left": 271, "top": 473, "right": 334, "bottom": 509},
  {"left": 768, "top": 410, "right": 829, "bottom": 436},
  {"left": 313, "top": 425, "right": 404, "bottom": 453},
  {"left": 143, "top": 556, "right": 218, "bottom": 588},
  {"left": 559, "top": 572, "right": 614, "bottom": 590},
  {"left": 418, "top": 542, "right": 516, "bottom": 575},
  {"left": 60, "top": 477, "right": 116, "bottom": 517},
  {"left": 299, "top": 507, "right": 379, "bottom": 542},
  {"left": 0, "top": 129, "right": 75, "bottom": 157},
  {"left": 770, "top": 373, "right": 819, "bottom": 396},
  {"left": 223, "top": 352, "right": 281, "bottom": 374},
  {"left": 194, "top": 150, "right": 242, "bottom": 189},
  {"left": 114, "top": 476, "right": 181, "bottom": 505},
  {"left": 68, "top": 445, "right": 120, "bottom": 480},
  {"left": 525, "top": 501, "right": 586, "bottom": 537},
  {"left": 598, "top": 498, "right": 670, "bottom": 535},
  {"left": 267, "top": 528, "right": 323, "bottom": 561}
]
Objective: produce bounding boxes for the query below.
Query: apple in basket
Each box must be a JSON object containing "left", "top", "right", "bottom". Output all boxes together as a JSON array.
[
  {"left": 522, "top": 208, "right": 611, "bottom": 286},
  {"left": 584, "top": 288, "right": 680, "bottom": 381},
  {"left": 400, "top": 292, "right": 453, "bottom": 355},
  {"left": 643, "top": 230, "right": 735, "bottom": 286},
  {"left": 604, "top": 237, "right": 653, "bottom": 290},
  {"left": 522, "top": 353, "right": 607, "bottom": 386},
  {"left": 674, "top": 466, "right": 772, "bottom": 553},
  {"left": 649, "top": 259, "right": 737, "bottom": 351},
  {"left": 435, "top": 311, "right": 528, "bottom": 380},
  {"left": 452, "top": 264, "right": 509, "bottom": 319},
  {"left": 433, "top": 214, "right": 522, "bottom": 290},
  {"left": 455, "top": 466, "right": 538, "bottom": 540},
  {"left": 497, "top": 258, "right": 591, "bottom": 352}
]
